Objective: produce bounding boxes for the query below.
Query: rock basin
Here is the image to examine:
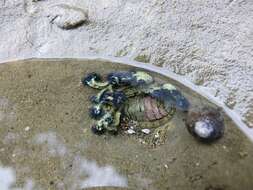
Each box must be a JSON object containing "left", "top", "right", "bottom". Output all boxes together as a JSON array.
[{"left": 0, "top": 58, "right": 253, "bottom": 190}]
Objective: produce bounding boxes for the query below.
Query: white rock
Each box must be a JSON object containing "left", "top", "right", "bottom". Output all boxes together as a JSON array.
[{"left": 48, "top": 4, "right": 88, "bottom": 30}]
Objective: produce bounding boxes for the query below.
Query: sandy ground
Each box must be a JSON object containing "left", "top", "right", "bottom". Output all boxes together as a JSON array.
[
  {"left": 0, "top": 59, "right": 253, "bottom": 190},
  {"left": 0, "top": 0, "right": 252, "bottom": 129}
]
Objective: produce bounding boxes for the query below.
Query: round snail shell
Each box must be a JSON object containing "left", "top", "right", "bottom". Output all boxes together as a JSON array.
[{"left": 185, "top": 107, "right": 225, "bottom": 143}]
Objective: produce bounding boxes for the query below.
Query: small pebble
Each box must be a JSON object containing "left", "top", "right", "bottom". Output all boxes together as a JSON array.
[
  {"left": 83, "top": 128, "right": 88, "bottom": 134},
  {"left": 164, "top": 164, "right": 168, "bottom": 169},
  {"left": 168, "top": 157, "right": 176, "bottom": 163},
  {"left": 25, "top": 126, "right": 30, "bottom": 131},
  {"left": 126, "top": 129, "right": 136, "bottom": 134},
  {"left": 239, "top": 151, "right": 248, "bottom": 158},
  {"left": 138, "top": 139, "right": 146, "bottom": 144},
  {"left": 141, "top": 129, "right": 151, "bottom": 134},
  {"left": 49, "top": 4, "right": 88, "bottom": 30}
]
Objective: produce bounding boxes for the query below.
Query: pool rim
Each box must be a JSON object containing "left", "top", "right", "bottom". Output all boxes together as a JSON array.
[{"left": 0, "top": 55, "right": 252, "bottom": 142}]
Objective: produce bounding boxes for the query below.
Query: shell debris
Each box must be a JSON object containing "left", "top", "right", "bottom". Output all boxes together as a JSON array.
[
  {"left": 141, "top": 129, "right": 151, "bottom": 134},
  {"left": 126, "top": 129, "right": 136, "bottom": 134}
]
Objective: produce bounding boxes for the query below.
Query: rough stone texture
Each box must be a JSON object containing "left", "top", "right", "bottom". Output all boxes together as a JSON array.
[{"left": 0, "top": 0, "right": 252, "bottom": 127}]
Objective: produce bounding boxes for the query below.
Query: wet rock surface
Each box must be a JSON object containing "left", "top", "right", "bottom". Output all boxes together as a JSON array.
[{"left": 0, "top": 0, "right": 253, "bottom": 128}]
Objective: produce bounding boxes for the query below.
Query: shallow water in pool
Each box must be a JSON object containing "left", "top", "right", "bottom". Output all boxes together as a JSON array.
[{"left": 0, "top": 59, "right": 253, "bottom": 190}]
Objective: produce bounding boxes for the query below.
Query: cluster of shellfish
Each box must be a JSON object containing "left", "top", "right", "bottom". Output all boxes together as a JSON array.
[{"left": 82, "top": 70, "right": 224, "bottom": 144}]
